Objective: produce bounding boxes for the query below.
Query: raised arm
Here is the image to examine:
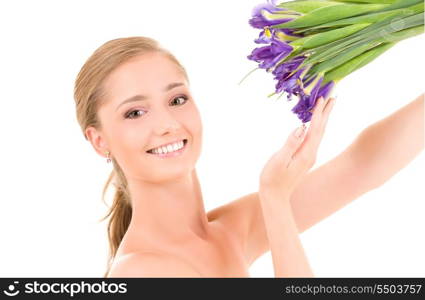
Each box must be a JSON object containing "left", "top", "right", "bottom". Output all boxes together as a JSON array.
[
  {"left": 212, "top": 93, "right": 424, "bottom": 267},
  {"left": 258, "top": 96, "right": 336, "bottom": 277},
  {"left": 287, "top": 92, "right": 425, "bottom": 233},
  {"left": 258, "top": 189, "right": 314, "bottom": 277},
  {"left": 347, "top": 92, "right": 424, "bottom": 189}
]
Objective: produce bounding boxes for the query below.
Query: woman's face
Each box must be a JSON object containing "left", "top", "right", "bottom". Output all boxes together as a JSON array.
[{"left": 87, "top": 52, "right": 203, "bottom": 183}]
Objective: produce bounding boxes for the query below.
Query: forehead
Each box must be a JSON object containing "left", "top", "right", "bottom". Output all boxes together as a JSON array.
[{"left": 102, "top": 52, "right": 187, "bottom": 102}]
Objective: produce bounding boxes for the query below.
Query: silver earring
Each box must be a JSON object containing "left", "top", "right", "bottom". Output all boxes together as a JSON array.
[{"left": 105, "top": 151, "right": 111, "bottom": 163}]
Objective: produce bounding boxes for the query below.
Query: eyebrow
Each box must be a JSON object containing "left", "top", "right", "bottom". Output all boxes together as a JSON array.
[{"left": 115, "top": 82, "right": 185, "bottom": 111}]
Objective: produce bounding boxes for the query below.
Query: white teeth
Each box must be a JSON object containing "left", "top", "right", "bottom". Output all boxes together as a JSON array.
[{"left": 151, "top": 140, "right": 185, "bottom": 154}]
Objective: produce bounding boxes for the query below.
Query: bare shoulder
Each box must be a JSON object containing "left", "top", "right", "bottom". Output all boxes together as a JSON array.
[
  {"left": 207, "top": 192, "right": 260, "bottom": 253},
  {"left": 108, "top": 252, "right": 202, "bottom": 278},
  {"left": 208, "top": 192, "right": 273, "bottom": 266}
]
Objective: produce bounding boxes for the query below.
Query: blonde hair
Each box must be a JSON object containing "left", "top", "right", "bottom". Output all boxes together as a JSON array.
[{"left": 73, "top": 36, "right": 189, "bottom": 277}]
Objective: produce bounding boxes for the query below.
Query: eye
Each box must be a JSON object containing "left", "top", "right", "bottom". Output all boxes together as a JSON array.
[
  {"left": 124, "top": 95, "right": 189, "bottom": 120},
  {"left": 171, "top": 95, "right": 189, "bottom": 106},
  {"left": 125, "top": 109, "right": 145, "bottom": 119}
]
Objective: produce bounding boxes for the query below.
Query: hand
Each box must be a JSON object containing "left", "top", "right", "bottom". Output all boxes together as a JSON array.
[{"left": 259, "top": 96, "right": 336, "bottom": 198}]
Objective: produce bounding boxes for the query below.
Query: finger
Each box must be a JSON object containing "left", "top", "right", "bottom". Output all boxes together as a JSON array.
[
  {"left": 296, "top": 96, "right": 326, "bottom": 152},
  {"left": 307, "top": 96, "right": 328, "bottom": 138},
  {"left": 309, "top": 96, "right": 326, "bottom": 124},
  {"left": 307, "top": 97, "right": 335, "bottom": 150},
  {"left": 293, "top": 97, "right": 335, "bottom": 160},
  {"left": 280, "top": 124, "right": 308, "bottom": 164},
  {"left": 317, "top": 97, "right": 336, "bottom": 132},
  {"left": 322, "top": 97, "right": 336, "bottom": 122}
]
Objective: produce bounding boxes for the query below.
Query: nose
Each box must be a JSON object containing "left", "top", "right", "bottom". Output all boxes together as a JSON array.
[{"left": 153, "top": 110, "right": 181, "bottom": 135}]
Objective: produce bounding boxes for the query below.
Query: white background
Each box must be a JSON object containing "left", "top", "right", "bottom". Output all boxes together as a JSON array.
[{"left": 0, "top": 0, "right": 423, "bottom": 277}]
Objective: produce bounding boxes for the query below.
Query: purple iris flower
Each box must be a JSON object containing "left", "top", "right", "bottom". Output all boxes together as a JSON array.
[
  {"left": 302, "top": 74, "right": 318, "bottom": 90},
  {"left": 249, "top": 0, "right": 293, "bottom": 29},
  {"left": 255, "top": 28, "right": 303, "bottom": 44},
  {"left": 247, "top": 37, "right": 293, "bottom": 69},
  {"left": 246, "top": 1, "right": 335, "bottom": 123},
  {"left": 291, "top": 76, "right": 326, "bottom": 123},
  {"left": 280, "top": 28, "right": 304, "bottom": 38},
  {"left": 272, "top": 57, "right": 308, "bottom": 100},
  {"left": 317, "top": 81, "right": 335, "bottom": 102},
  {"left": 275, "top": 66, "right": 306, "bottom": 96},
  {"left": 272, "top": 55, "right": 305, "bottom": 80},
  {"left": 254, "top": 29, "right": 273, "bottom": 44}
]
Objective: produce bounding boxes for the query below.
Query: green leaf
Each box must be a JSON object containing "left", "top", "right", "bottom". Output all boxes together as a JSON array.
[
  {"left": 377, "top": 0, "right": 423, "bottom": 12},
  {"left": 332, "top": 0, "right": 396, "bottom": 3},
  {"left": 272, "top": 3, "right": 388, "bottom": 29},
  {"left": 277, "top": 1, "right": 342, "bottom": 14},
  {"left": 318, "top": 23, "right": 424, "bottom": 80},
  {"left": 374, "top": 23, "right": 424, "bottom": 43},
  {"left": 293, "top": 2, "right": 423, "bottom": 34},
  {"left": 300, "top": 12, "right": 424, "bottom": 66},
  {"left": 323, "top": 42, "right": 396, "bottom": 83},
  {"left": 309, "top": 40, "right": 382, "bottom": 74},
  {"left": 323, "top": 24, "right": 423, "bottom": 83},
  {"left": 290, "top": 23, "right": 371, "bottom": 49}
]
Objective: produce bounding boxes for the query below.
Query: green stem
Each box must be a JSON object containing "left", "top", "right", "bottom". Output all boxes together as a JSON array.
[
  {"left": 377, "top": 0, "right": 423, "bottom": 13},
  {"left": 333, "top": 0, "right": 396, "bottom": 3},
  {"left": 238, "top": 67, "right": 260, "bottom": 85},
  {"left": 273, "top": 3, "right": 389, "bottom": 29},
  {"left": 267, "top": 91, "right": 277, "bottom": 98},
  {"left": 322, "top": 24, "right": 424, "bottom": 83},
  {"left": 294, "top": 2, "right": 423, "bottom": 34},
  {"left": 301, "top": 12, "right": 424, "bottom": 66},
  {"left": 290, "top": 23, "right": 371, "bottom": 49},
  {"left": 277, "top": 1, "right": 342, "bottom": 14}
]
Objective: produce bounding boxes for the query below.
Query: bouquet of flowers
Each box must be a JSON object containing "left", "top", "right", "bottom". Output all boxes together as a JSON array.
[{"left": 245, "top": 0, "right": 424, "bottom": 122}]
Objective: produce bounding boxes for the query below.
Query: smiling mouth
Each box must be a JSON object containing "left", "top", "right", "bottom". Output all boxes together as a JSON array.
[{"left": 146, "top": 139, "right": 188, "bottom": 154}]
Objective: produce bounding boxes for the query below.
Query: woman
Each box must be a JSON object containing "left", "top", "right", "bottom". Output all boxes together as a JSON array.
[{"left": 73, "top": 36, "right": 424, "bottom": 278}]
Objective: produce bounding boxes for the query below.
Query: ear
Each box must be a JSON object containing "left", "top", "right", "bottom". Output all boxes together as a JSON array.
[{"left": 85, "top": 126, "right": 109, "bottom": 158}]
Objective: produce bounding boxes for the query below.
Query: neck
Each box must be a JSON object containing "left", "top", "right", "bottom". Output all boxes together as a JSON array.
[{"left": 126, "top": 168, "right": 212, "bottom": 245}]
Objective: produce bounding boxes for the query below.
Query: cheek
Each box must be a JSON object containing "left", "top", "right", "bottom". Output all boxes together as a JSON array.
[
  {"left": 183, "top": 106, "right": 203, "bottom": 139},
  {"left": 184, "top": 107, "right": 203, "bottom": 154},
  {"left": 110, "top": 123, "right": 148, "bottom": 158}
]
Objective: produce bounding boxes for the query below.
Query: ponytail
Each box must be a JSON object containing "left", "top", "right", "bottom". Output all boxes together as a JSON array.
[{"left": 99, "top": 159, "right": 132, "bottom": 278}]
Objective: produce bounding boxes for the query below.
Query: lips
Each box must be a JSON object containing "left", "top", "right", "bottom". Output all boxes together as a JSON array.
[{"left": 146, "top": 139, "right": 187, "bottom": 153}]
